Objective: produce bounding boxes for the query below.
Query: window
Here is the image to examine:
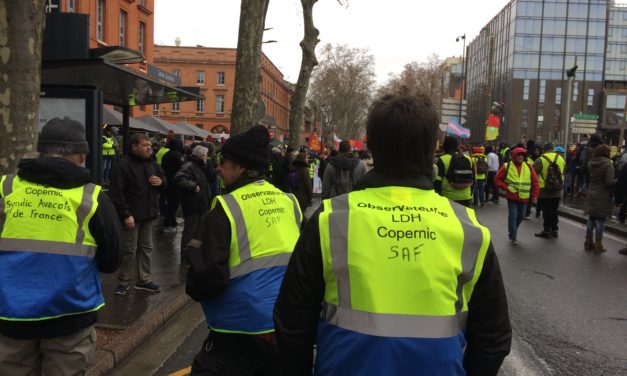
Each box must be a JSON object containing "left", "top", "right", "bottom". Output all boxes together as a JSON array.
[
  {"left": 119, "top": 10, "right": 127, "bottom": 47},
  {"left": 217, "top": 72, "right": 225, "bottom": 85},
  {"left": 587, "top": 89, "right": 594, "bottom": 107},
  {"left": 622, "top": 45, "right": 627, "bottom": 54},
  {"left": 621, "top": 61, "right": 626, "bottom": 71},
  {"left": 523, "top": 79, "right": 530, "bottom": 101},
  {"left": 196, "top": 100, "right": 204, "bottom": 112},
  {"left": 556, "top": 87, "right": 562, "bottom": 105},
  {"left": 539, "top": 80, "right": 546, "bottom": 103},
  {"left": 173, "top": 69, "right": 180, "bottom": 77},
  {"left": 172, "top": 102, "right": 179, "bottom": 112},
  {"left": 68, "top": 0, "right": 76, "bottom": 12},
  {"left": 216, "top": 95, "right": 225, "bottom": 113},
  {"left": 623, "top": 29, "right": 627, "bottom": 38},
  {"left": 196, "top": 71, "right": 205, "bottom": 85},
  {"left": 96, "top": 0, "right": 105, "bottom": 41},
  {"left": 153, "top": 103, "right": 159, "bottom": 115},
  {"left": 573, "top": 82, "right": 578, "bottom": 102},
  {"left": 138, "top": 22, "right": 145, "bottom": 54}
]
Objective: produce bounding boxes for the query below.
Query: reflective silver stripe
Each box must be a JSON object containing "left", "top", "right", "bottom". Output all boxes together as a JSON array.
[
  {"left": 0, "top": 174, "right": 16, "bottom": 235},
  {"left": 449, "top": 202, "right": 484, "bottom": 314},
  {"left": 1, "top": 174, "right": 15, "bottom": 197},
  {"left": 323, "top": 302, "right": 467, "bottom": 339},
  {"left": 453, "top": 169, "right": 473, "bottom": 174},
  {"left": 286, "top": 193, "right": 301, "bottom": 227},
  {"left": 230, "top": 252, "right": 292, "bottom": 279},
  {"left": 0, "top": 238, "right": 97, "bottom": 257},
  {"left": 327, "top": 195, "right": 351, "bottom": 308},
  {"left": 75, "top": 183, "right": 97, "bottom": 244},
  {"left": 221, "top": 194, "right": 252, "bottom": 261}
]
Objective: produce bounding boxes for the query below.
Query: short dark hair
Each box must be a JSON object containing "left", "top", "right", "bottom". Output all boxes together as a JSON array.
[
  {"left": 366, "top": 92, "right": 438, "bottom": 179},
  {"left": 339, "top": 140, "right": 351, "bottom": 153},
  {"left": 593, "top": 144, "right": 610, "bottom": 158},
  {"left": 129, "top": 133, "right": 150, "bottom": 146}
]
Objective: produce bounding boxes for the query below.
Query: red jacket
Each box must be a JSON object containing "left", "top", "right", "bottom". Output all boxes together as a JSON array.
[{"left": 493, "top": 148, "right": 539, "bottom": 202}]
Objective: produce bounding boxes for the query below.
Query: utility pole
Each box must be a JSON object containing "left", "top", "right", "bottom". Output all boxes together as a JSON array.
[
  {"left": 456, "top": 34, "right": 466, "bottom": 127},
  {"left": 486, "top": 36, "right": 495, "bottom": 142},
  {"left": 562, "top": 65, "right": 577, "bottom": 148}
]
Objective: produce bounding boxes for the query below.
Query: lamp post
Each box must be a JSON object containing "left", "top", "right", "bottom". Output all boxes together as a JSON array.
[
  {"left": 456, "top": 33, "right": 466, "bottom": 128},
  {"left": 562, "top": 65, "right": 578, "bottom": 148}
]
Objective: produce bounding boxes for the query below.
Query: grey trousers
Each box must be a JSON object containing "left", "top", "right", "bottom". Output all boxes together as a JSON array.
[
  {"left": 118, "top": 219, "right": 156, "bottom": 284},
  {"left": 0, "top": 325, "right": 96, "bottom": 376}
]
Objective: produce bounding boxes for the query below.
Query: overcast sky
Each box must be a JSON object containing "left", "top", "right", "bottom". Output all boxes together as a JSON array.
[{"left": 155, "top": 0, "right": 510, "bottom": 84}]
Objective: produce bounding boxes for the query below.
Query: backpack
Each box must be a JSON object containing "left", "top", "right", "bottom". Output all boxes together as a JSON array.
[
  {"left": 333, "top": 168, "right": 356, "bottom": 196},
  {"left": 541, "top": 154, "right": 564, "bottom": 192},
  {"left": 475, "top": 156, "right": 488, "bottom": 175},
  {"left": 446, "top": 153, "right": 474, "bottom": 189},
  {"left": 287, "top": 170, "right": 301, "bottom": 192}
]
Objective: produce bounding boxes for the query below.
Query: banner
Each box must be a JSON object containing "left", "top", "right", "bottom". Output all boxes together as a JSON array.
[
  {"left": 446, "top": 118, "right": 471, "bottom": 138},
  {"left": 486, "top": 114, "right": 500, "bottom": 141},
  {"left": 309, "top": 133, "right": 322, "bottom": 152}
]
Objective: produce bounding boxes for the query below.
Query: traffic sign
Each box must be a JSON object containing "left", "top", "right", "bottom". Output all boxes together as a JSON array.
[
  {"left": 441, "top": 103, "right": 467, "bottom": 112},
  {"left": 442, "top": 98, "right": 467, "bottom": 106},
  {"left": 571, "top": 127, "right": 596, "bottom": 134},
  {"left": 573, "top": 113, "right": 599, "bottom": 120}
]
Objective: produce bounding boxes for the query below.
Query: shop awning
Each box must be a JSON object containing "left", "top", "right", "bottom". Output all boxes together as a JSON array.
[
  {"left": 136, "top": 115, "right": 198, "bottom": 137},
  {"left": 102, "top": 107, "right": 166, "bottom": 134},
  {"left": 42, "top": 58, "right": 203, "bottom": 107},
  {"left": 175, "top": 121, "right": 210, "bottom": 139}
]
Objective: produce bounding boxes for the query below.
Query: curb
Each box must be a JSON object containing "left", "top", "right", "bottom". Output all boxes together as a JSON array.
[
  {"left": 557, "top": 205, "right": 627, "bottom": 238},
  {"left": 86, "top": 289, "right": 192, "bottom": 376}
]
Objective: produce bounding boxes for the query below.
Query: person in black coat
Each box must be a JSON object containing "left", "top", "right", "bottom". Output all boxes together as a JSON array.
[
  {"left": 161, "top": 138, "right": 184, "bottom": 233},
  {"left": 175, "top": 145, "right": 212, "bottom": 261}
]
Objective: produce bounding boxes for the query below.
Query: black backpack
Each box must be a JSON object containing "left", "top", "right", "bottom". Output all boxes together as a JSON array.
[
  {"left": 475, "top": 156, "right": 488, "bottom": 174},
  {"left": 446, "top": 153, "right": 474, "bottom": 189},
  {"left": 541, "top": 154, "right": 564, "bottom": 192}
]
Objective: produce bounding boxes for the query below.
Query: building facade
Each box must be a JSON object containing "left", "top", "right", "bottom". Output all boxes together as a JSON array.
[
  {"left": 59, "top": 0, "right": 155, "bottom": 64},
  {"left": 466, "top": 0, "right": 627, "bottom": 145},
  {"left": 147, "top": 45, "right": 291, "bottom": 136}
]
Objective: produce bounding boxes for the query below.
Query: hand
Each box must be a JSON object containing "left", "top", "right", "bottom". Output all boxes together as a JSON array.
[
  {"left": 194, "top": 185, "right": 200, "bottom": 193},
  {"left": 124, "top": 215, "right": 135, "bottom": 229},
  {"left": 148, "top": 176, "right": 162, "bottom": 187}
]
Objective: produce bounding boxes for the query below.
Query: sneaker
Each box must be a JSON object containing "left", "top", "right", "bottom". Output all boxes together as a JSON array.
[
  {"left": 535, "top": 231, "right": 551, "bottom": 238},
  {"left": 134, "top": 281, "right": 161, "bottom": 293},
  {"left": 535, "top": 212, "right": 541, "bottom": 218},
  {"left": 618, "top": 248, "right": 627, "bottom": 256},
  {"left": 551, "top": 231, "right": 558, "bottom": 238},
  {"left": 162, "top": 226, "right": 177, "bottom": 234},
  {"left": 523, "top": 215, "right": 530, "bottom": 220},
  {"left": 114, "top": 284, "right": 129, "bottom": 295},
  {"left": 509, "top": 239, "right": 518, "bottom": 245},
  {"left": 480, "top": 203, "right": 485, "bottom": 207}
]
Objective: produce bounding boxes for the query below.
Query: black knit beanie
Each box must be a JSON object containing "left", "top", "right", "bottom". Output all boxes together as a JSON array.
[
  {"left": 37, "top": 117, "right": 89, "bottom": 154},
  {"left": 221, "top": 125, "right": 270, "bottom": 170}
]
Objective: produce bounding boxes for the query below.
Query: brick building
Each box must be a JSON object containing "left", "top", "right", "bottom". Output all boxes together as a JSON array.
[
  {"left": 146, "top": 45, "right": 292, "bottom": 137},
  {"left": 59, "top": 0, "right": 155, "bottom": 64}
]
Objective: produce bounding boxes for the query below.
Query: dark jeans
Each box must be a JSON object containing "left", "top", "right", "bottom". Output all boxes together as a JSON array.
[
  {"left": 191, "top": 332, "right": 280, "bottom": 376},
  {"left": 101, "top": 156, "right": 114, "bottom": 182},
  {"left": 525, "top": 200, "right": 532, "bottom": 217},
  {"left": 539, "top": 197, "right": 560, "bottom": 232},
  {"left": 586, "top": 216, "right": 606, "bottom": 240},
  {"left": 486, "top": 171, "right": 499, "bottom": 201},
  {"left": 164, "top": 185, "right": 180, "bottom": 228},
  {"left": 473, "top": 180, "right": 486, "bottom": 205},
  {"left": 181, "top": 213, "right": 201, "bottom": 257},
  {"left": 507, "top": 200, "right": 527, "bottom": 241}
]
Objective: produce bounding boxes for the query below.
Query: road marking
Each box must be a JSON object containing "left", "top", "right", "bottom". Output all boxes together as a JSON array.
[{"left": 168, "top": 367, "right": 191, "bottom": 376}]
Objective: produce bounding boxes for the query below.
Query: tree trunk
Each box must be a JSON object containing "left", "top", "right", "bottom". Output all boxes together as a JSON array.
[
  {"left": 288, "top": 0, "right": 319, "bottom": 149},
  {"left": 0, "top": 0, "right": 45, "bottom": 175},
  {"left": 230, "top": 0, "right": 270, "bottom": 136}
]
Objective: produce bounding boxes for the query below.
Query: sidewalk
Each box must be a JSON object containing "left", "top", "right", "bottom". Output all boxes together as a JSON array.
[
  {"left": 559, "top": 195, "right": 627, "bottom": 238},
  {"left": 87, "top": 219, "right": 191, "bottom": 376}
]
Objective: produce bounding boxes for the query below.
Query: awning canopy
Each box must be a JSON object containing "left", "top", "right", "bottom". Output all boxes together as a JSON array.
[
  {"left": 42, "top": 58, "right": 203, "bottom": 107},
  {"left": 175, "top": 121, "right": 210, "bottom": 139},
  {"left": 102, "top": 107, "right": 165, "bottom": 134},
  {"left": 137, "top": 115, "right": 198, "bottom": 137}
]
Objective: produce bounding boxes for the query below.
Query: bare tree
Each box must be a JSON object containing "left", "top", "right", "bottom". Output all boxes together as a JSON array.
[
  {"left": 287, "top": 0, "right": 319, "bottom": 148},
  {"left": 230, "top": 0, "right": 270, "bottom": 136},
  {"left": 0, "top": 0, "right": 46, "bottom": 174},
  {"left": 310, "top": 44, "right": 375, "bottom": 141},
  {"left": 378, "top": 54, "right": 446, "bottom": 114}
]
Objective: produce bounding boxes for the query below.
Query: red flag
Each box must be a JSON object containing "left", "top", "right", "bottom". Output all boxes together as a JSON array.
[{"left": 309, "top": 133, "right": 322, "bottom": 152}]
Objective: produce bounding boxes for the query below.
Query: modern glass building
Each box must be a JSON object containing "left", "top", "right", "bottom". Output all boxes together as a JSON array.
[{"left": 465, "top": 0, "right": 627, "bottom": 145}]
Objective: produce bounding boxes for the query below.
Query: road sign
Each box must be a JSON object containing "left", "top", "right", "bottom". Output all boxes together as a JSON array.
[
  {"left": 441, "top": 103, "right": 467, "bottom": 112},
  {"left": 573, "top": 113, "right": 599, "bottom": 120},
  {"left": 572, "top": 119, "right": 598, "bottom": 125},
  {"left": 571, "top": 127, "right": 596, "bottom": 134}
]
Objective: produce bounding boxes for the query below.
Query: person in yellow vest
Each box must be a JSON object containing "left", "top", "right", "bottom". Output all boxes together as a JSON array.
[
  {"left": 101, "top": 126, "right": 116, "bottom": 184},
  {"left": 533, "top": 142, "right": 566, "bottom": 238},
  {"left": 494, "top": 148, "right": 539, "bottom": 245},
  {"left": 0, "top": 117, "right": 123, "bottom": 375},
  {"left": 185, "top": 125, "right": 302, "bottom": 374},
  {"left": 274, "top": 92, "right": 511, "bottom": 375},
  {"left": 435, "top": 136, "right": 475, "bottom": 207},
  {"left": 472, "top": 146, "right": 489, "bottom": 207}
]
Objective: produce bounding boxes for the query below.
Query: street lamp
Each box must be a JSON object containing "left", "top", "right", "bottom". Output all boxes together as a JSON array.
[
  {"left": 456, "top": 34, "right": 466, "bottom": 129},
  {"left": 562, "top": 65, "right": 577, "bottom": 148}
]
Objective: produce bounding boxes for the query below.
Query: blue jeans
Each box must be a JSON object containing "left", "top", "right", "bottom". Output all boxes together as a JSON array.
[
  {"left": 473, "top": 180, "right": 486, "bottom": 205},
  {"left": 101, "top": 156, "right": 114, "bottom": 182},
  {"left": 507, "top": 200, "right": 527, "bottom": 241},
  {"left": 586, "top": 216, "right": 606, "bottom": 240}
]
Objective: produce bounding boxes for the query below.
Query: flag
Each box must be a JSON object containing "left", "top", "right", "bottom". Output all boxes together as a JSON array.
[
  {"left": 309, "top": 133, "right": 322, "bottom": 152},
  {"left": 446, "top": 117, "right": 471, "bottom": 139},
  {"left": 333, "top": 133, "right": 342, "bottom": 143},
  {"left": 486, "top": 114, "right": 500, "bottom": 141}
]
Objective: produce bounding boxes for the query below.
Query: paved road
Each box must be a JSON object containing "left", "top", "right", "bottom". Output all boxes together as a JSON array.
[{"left": 115, "top": 199, "right": 627, "bottom": 376}]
